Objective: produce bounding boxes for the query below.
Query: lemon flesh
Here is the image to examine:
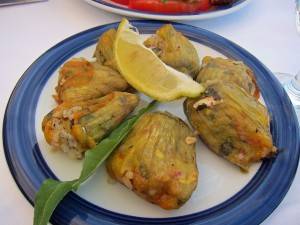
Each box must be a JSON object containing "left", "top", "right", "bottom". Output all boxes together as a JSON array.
[{"left": 114, "top": 19, "right": 204, "bottom": 102}]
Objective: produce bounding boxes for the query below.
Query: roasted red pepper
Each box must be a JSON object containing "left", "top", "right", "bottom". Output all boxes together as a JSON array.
[
  {"left": 129, "top": 0, "right": 212, "bottom": 13},
  {"left": 111, "top": 0, "right": 129, "bottom": 5}
]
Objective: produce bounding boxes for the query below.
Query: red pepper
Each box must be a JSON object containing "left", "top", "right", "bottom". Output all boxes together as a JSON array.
[
  {"left": 111, "top": 0, "right": 129, "bottom": 5},
  {"left": 129, "top": 0, "right": 212, "bottom": 13}
]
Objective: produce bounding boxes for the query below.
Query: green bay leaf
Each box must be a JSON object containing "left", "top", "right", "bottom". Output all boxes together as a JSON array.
[{"left": 33, "top": 179, "right": 77, "bottom": 225}]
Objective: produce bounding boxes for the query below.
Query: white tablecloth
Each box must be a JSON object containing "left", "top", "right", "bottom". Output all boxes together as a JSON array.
[{"left": 0, "top": 0, "right": 300, "bottom": 224}]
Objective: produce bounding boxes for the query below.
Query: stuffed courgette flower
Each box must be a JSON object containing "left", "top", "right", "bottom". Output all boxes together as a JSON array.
[
  {"left": 94, "top": 25, "right": 201, "bottom": 79},
  {"left": 42, "top": 92, "right": 139, "bottom": 159},
  {"left": 196, "top": 56, "right": 260, "bottom": 99},
  {"left": 184, "top": 81, "right": 276, "bottom": 171},
  {"left": 106, "top": 112, "right": 198, "bottom": 209},
  {"left": 144, "top": 24, "right": 200, "bottom": 78},
  {"left": 93, "top": 28, "right": 118, "bottom": 71},
  {"left": 54, "top": 58, "right": 128, "bottom": 103}
]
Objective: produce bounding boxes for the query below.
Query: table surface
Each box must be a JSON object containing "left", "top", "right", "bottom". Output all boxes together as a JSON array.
[{"left": 1, "top": 0, "right": 300, "bottom": 224}]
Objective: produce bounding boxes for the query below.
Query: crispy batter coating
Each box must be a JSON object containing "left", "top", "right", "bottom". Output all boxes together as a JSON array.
[
  {"left": 184, "top": 81, "right": 276, "bottom": 171},
  {"left": 42, "top": 92, "right": 139, "bottom": 159},
  {"left": 144, "top": 24, "right": 200, "bottom": 78},
  {"left": 196, "top": 56, "right": 260, "bottom": 99},
  {"left": 54, "top": 58, "right": 128, "bottom": 103},
  {"left": 106, "top": 112, "right": 198, "bottom": 209},
  {"left": 93, "top": 29, "right": 118, "bottom": 71}
]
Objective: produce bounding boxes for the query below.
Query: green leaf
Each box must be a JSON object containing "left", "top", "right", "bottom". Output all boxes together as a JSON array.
[
  {"left": 33, "top": 101, "right": 156, "bottom": 225},
  {"left": 33, "top": 179, "right": 77, "bottom": 225}
]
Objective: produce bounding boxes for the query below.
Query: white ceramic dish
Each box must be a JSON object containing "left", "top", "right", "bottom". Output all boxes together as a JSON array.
[
  {"left": 3, "top": 21, "right": 299, "bottom": 225},
  {"left": 35, "top": 38, "right": 260, "bottom": 217}
]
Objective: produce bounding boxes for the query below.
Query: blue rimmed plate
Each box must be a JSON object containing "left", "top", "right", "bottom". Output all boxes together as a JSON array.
[
  {"left": 85, "top": 0, "right": 252, "bottom": 21},
  {"left": 3, "top": 20, "right": 300, "bottom": 225}
]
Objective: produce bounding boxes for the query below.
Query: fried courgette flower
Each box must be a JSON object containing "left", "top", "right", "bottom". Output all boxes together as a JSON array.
[
  {"left": 144, "top": 24, "right": 200, "bottom": 78},
  {"left": 54, "top": 58, "right": 128, "bottom": 103},
  {"left": 184, "top": 81, "right": 276, "bottom": 171},
  {"left": 93, "top": 28, "right": 118, "bottom": 71},
  {"left": 106, "top": 112, "right": 198, "bottom": 209},
  {"left": 196, "top": 56, "right": 260, "bottom": 99},
  {"left": 42, "top": 92, "right": 139, "bottom": 159}
]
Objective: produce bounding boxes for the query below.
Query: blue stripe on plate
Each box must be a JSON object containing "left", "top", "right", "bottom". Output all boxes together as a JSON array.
[{"left": 3, "top": 20, "right": 300, "bottom": 225}]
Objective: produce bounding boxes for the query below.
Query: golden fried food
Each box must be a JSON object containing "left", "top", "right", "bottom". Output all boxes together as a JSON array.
[
  {"left": 106, "top": 112, "right": 198, "bottom": 209},
  {"left": 93, "top": 29, "right": 118, "bottom": 71},
  {"left": 54, "top": 58, "right": 128, "bottom": 103},
  {"left": 42, "top": 92, "right": 139, "bottom": 159},
  {"left": 184, "top": 81, "right": 276, "bottom": 171},
  {"left": 144, "top": 24, "right": 200, "bottom": 78},
  {"left": 196, "top": 56, "right": 260, "bottom": 99}
]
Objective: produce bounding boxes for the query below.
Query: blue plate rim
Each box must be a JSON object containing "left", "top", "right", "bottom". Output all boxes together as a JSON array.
[{"left": 3, "top": 20, "right": 300, "bottom": 225}]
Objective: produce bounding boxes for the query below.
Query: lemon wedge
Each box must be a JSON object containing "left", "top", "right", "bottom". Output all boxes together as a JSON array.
[{"left": 114, "top": 18, "right": 204, "bottom": 102}]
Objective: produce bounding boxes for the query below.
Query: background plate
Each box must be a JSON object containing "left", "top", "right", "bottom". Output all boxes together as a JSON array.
[
  {"left": 3, "top": 20, "right": 300, "bottom": 225},
  {"left": 84, "top": 0, "right": 252, "bottom": 21}
]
